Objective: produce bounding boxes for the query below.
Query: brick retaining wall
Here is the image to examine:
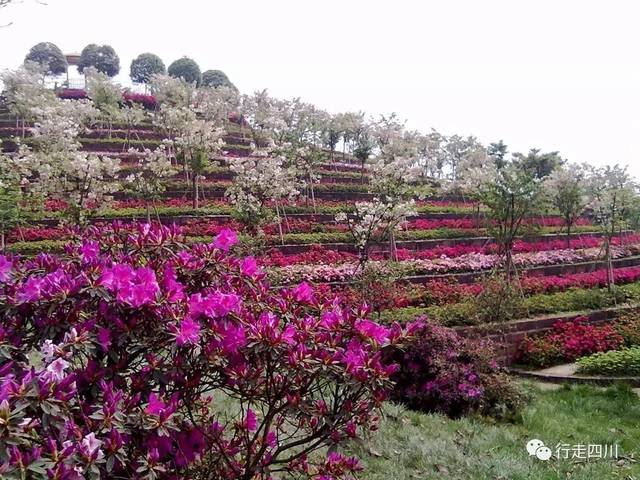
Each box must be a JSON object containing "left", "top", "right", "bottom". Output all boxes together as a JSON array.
[{"left": 455, "top": 305, "right": 638, "bottom": 365}]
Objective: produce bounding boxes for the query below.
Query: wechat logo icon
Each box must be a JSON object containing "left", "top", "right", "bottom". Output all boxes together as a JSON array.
[{"left": 526, "top": 439, "right": 552, "bottom": 461}]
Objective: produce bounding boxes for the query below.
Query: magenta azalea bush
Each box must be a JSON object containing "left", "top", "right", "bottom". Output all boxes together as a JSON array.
[
  {"left": 387, "top": 320, "right": 525, "bottom": 418},
  {"left": 0, "top": 223, "right": 418, "bottom": 479}
]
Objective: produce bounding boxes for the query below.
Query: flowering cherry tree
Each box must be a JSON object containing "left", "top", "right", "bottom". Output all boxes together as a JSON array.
[
  {"left": 477, "top": 160, "right": 543, "bottom": 280},
  {"left": 0, "top": 223, "right": 414, "bottom": 479},
  {"left": 125, "top": 145, "right": 176, "bottom": 221},
  {"left": 585, "top": 164, "right": 637, "bottom": 289},
  {"left": 84, "top": 67, "right": 123, "bottom": 133},
  {"left": 149, "top": 73, "right": 194, "bottom": 109},
  {"left": 0, "top": 63, "right": 57, "bottom": 136},
  {"left": 226, "top": 155, "right": 299, "bottom": 241},
  {"left": 172, "top": 118, "right": 224, "bottom": 209},
  {"left": 417, "top": 130, "right": 447, "bottom": 179},
  {"left": 543, "top": 163, "right": 587, "bottom": 247},
  {"left": 336, "top": 199, "right": 416, "bottom": 265},
  {"left": 8, "top": 96, "right": 119, "bottom": 222},
  {"left": 0, "top": 146, "right": 23, "bottom": 251},
  {"left": 322, "top": 114, "right": 344, "bottom": 161},
  {"left": 442, "top": 134, "right": 485, "bottom": 181}
]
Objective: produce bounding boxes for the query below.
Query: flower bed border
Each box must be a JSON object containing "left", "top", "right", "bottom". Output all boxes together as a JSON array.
[{"left": 507, "top": 366, "right": 640, "bottom": 386}]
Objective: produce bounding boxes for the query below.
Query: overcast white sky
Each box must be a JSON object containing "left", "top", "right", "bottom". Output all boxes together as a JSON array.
[{"left": 2, "top": 0, "right": 640, "bottom": 175}]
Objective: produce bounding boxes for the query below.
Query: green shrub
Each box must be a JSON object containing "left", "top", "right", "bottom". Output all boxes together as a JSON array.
[
  {"left": 613, "top": 309, "right": 640, "bottom": 346},
  {"left": 473, "top": 276, "right": 526, "bottom": 324},
  {"left": 576, "top": 347, "right": 640, "bottom": 376}
]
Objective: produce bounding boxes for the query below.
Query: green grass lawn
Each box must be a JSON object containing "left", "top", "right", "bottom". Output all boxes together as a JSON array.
[{"left": 348, "top": 383, "right": 640, "bottom": 480}]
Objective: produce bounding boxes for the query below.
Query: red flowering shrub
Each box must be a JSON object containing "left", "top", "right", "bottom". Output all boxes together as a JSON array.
[
  {"left": 387, "top": 319, "right": 525, "bottom": 418},
  {"left": 122, "top": 92, "right": 158, "bottom": 110},
  {"left": 55, "top": 89, "right": 157, "bottom": 109},
  {"left": 517, "top": 316, "right": 624, "bottom": 367},
  {"left": 56, "top": 88, "right": 88, "bottom": 100},
  {"left": 260, "top": 245, "right": 357, "bottom": 267},
  {"left": 0, "top": 223, "right": 417, "bottom": 479}
]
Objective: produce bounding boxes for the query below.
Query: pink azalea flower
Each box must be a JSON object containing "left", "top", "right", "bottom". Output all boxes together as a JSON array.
[
  {"left": 79, "top": 241, "right": 100, "bottom": 261},
  {"left": 46, "top": 358, "right": 70, "bottom": 382},
  {"left": 292, "top": 282, "right": 314, "bottom": 303},
  {"left": 17, "top": 277, "right": 43, "bottom": 303},
  {"left": 97, "top": 328, "right": 111, "bottom": 351},
  {"left": 240, "top": 257, "right": 260, "bottom": 277},
  {"left": 245, "top": 408, "right": 258, "bottom": 431},
  {"left": 102, "top": 265, "right": 159, "bottom": 307},
  {"left": 0, "top": 255, "right": 12, "bottom": 283},
  {"left": 220, "top": 322, "right": 247, "bottom": 354},
  {"left": 145, "top": 393, "right": 167, "bottom": 416},
  {"left": 161, "top": 265, "right": 185, "bottom": 302},
  {"left": 99, "top": 264, "right": 134, "bottom": 290},
  {"left": 212, "top": 228, "right": 238, "bottom": 252},
  {"left": 355, "top": 320, "right": 390, "bottom": 344},
  {"left": 188, "top": 292, "right": 241, "bottom": 319},
  {"left": 176, "top": 318, "right": 201, "bottom": 346},
  {"left": 81, "top": 433, "right": 104, "bottom": 460}
]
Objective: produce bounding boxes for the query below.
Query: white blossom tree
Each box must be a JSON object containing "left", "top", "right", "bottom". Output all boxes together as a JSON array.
[
  {"left": 336, "top": 199, "right": 416, "bottom": 265},
  {"left": 84, "top": 67, "right": 123, "bottom": 134},
  {"left": 417, "top": 129, "right": 447, "bottom": 179},
  {"left": 442, "top": 134, "right": 485, "bottom": 181},
  {"left": 9, "top": 96, "right": 120, "bottom": 222},
  {"left": 0, "top": 62, "right": 57, "bottom": 135},
  {"left": 543, "top": 163, "right": 587, "bottom": 246},
  {"left": 477, "top": 160, "right": 543, "bottom": 281},
  {"left": 0, "top": 143, "right": 23, "bottom": 251},
  {"left": 225, "top": 154, "right": 299, "bottom": 242},
  {"left": 322, "top": 114, "right": 344, "bottom": 161},
  {"left": 172, "top": 118, "right": 224, "bottom": 209},
  {"left": 584, "top": 164, "right": 637, "bottom": 289},
  {"left": 125, "top": 145, "right": 176, "bottom": 221},
  {"left": 149, "top": 73, "right": 194, "bottom": 109}
]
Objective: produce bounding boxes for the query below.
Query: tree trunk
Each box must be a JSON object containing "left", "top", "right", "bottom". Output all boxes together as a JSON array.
[
  {"left": 504, "top": 246, "right": 514, "bottom": 283},
  {"left": 389, "top": 231, "right": 398, "bottom": 262},
  {"left": 192, "top": 176, "right": 199, "bottom": 210},
  {"left": 605, "top": 236, "right": 614, "bottom": 291},
  {"left": 310, "top": 179, "right": 316, "bottom": 214},
  {"left": 275, "top": 203, "right": 284, "bottom": 245}
]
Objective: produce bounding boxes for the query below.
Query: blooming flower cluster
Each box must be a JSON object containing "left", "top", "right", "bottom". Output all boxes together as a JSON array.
[
  {"left": 517, "top": 316, "right": 625, "bottom": 367},
  {"left": 56, "top": 88, "right": 158, "bottom": 109},
  {"left": 0, "top": 223, "right": 417, "bottom": 479},
  {"left": 406, "top": 216, "right": 591, "bottom": 231},
  {"left": 268, "top": 242, "right": 640, "bottom": 284},
  {"left": 386, "top": 319, "right": 524, "bottom": 418}
]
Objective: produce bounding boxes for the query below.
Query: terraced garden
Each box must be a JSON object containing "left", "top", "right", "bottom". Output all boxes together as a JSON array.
[{"left": 1, "top": 61, "right": 639, "bottom": 479}]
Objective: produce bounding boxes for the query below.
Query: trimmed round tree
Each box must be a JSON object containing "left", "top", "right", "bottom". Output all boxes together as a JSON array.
[
  {"left": 201, "top": 69, "right": 235, "bottom": 89},
  {"left": 168, "top": 56, "right": 201, "bottom": 85},
  {"left": 77, "top": 44, "right": 120, "bottom": 77},
  {"left": 130, "top": 52, "right": 166, "bottom": 84},
  {"left": 24, "top": 42, "right": 67, "bottom": 76}
]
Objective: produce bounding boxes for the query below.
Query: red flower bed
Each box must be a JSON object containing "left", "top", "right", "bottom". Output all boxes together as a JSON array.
[
  {"left": 55, "top": 89, "right": 158, "bottom": 109},
  {"left": 517, "top": 317, "right": 624, "bottom": 367},
  {"left": 123, "top": 91, "right": 158, "bottom": 109},
  {"left": 355, "top": 265, "right": 640, "bottom": 311},
  {"left": 56, "top": 88, "right": 88, "bottom": 100},
  {"left": 259, "top": 245, "right": 357, "bottom": 267},
  {"left": 405, "top": 216, "right": 591, "bottom": 231},
  {"left": 6, "top": 226, "right": 67, "bottom": 243}
]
